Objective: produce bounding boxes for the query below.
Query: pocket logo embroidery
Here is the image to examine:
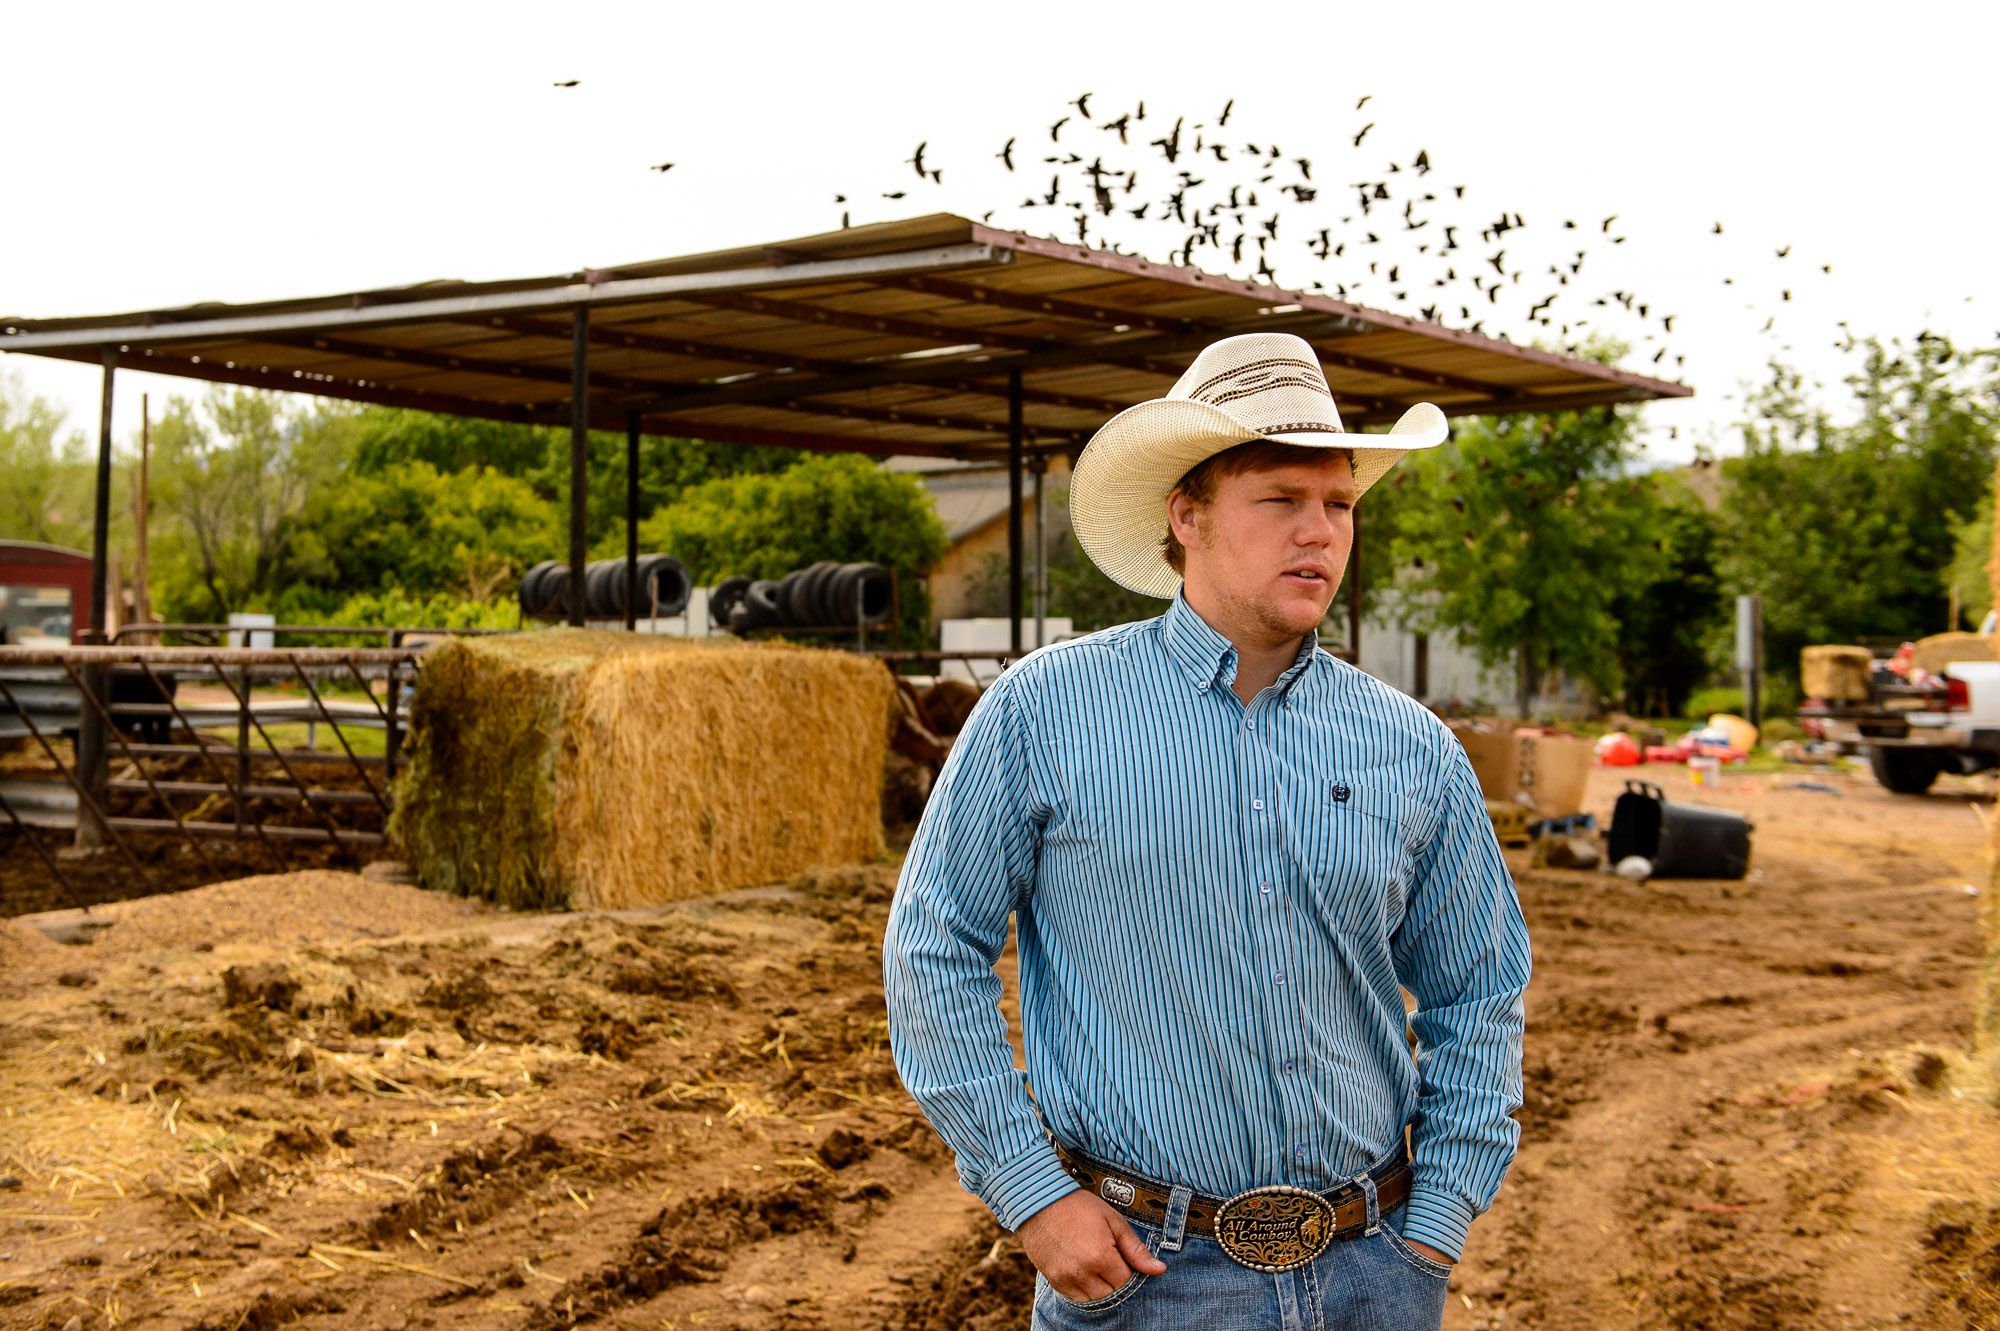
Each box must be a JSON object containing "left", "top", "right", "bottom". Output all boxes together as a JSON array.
[
  {"left": 1101, "top": 1177, "right": 1136, "bottom": 1206},
  {"left": 1330, "top": 783, "right": 1352, "bottom": 804}
]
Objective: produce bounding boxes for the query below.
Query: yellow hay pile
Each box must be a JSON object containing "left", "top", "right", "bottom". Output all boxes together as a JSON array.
[
  {"left": 1800, "top": 645, "right": 1873, "bottom": 702},
  {"left": 1912, "top": 631, "right": 1997, "bottom": 678},
  {"left": 391, "top": 629, "right": 895, "bottom": 910}
]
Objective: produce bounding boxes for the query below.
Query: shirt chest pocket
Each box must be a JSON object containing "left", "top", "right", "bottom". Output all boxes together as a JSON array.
[{"left": 1283, "top": 782, "right": 1425, "bottom": 937}]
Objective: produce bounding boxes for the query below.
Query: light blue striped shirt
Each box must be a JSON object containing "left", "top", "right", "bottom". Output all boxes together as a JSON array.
[{"left": 883, "top": 593, "right": 1529, "bottom": 1261}]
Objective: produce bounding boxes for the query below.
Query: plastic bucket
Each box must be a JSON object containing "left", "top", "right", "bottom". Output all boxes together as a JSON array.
[{"left": 1608, "top": 780, "right": 1752, "bottom": 879}]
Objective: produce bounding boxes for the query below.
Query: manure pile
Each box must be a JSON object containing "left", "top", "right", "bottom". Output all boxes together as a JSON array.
[
  {"left": 0, "top": 864, "right": 1032, "bottom": 1331},
  {"left": 392, "top": 630, "right": 896, "bottom": 910}
]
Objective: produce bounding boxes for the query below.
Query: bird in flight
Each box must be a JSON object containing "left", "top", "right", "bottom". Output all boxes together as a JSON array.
[
  {"left": 1218, "top": 98, "right": 1235, "bottom": 126},
  {"left": 552, "top": 79, "right": 579, "bottom": 87},
  {"left": 1073, "top": 92, "right": 1094, "bottom": 118},
  {"left": 997, "top": 137, "right": 1016, "bottom": 170},
  {"left": 1355, "top": 94, "right": 1372, "bottom": 110},
  {"left": 1050, "top": 115, "right": 1070, "bottom": 141},
  {"left": 649, "top": 162, "right": 674, "bottom": 173},
  {"left": 1353, "top": 122, "right": 1374, "bottom": 146},
  {"left": 908, "top": 142, "right": 928, "bottom": 178}
]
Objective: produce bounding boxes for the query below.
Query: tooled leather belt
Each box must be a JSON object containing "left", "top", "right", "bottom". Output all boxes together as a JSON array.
[{"left": 1051, "top": 1140, "right": 1414, "bottom": 1273}]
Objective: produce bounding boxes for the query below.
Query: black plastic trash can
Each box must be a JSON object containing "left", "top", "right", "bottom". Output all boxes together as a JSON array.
[{"left": 1608, "top": 780, "right": 1752, "bottom": 879}]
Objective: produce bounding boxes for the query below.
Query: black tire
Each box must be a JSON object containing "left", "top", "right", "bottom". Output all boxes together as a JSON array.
[
  {"left": 640, "top": 554, "right": 691, "bottom": 617},
  {"left": 731, "top": 580, "right": 783, "bottom": 630},
  {"left": 838, "top": 563, "right": 892, "bottom": 625},
  {"left": 519, "top": 561, "right": 557, "bottom": 616},
  {"left": 798, "top": 561, "right": 841, "bottom": 625},
  {"left": 583, "top": 560, "right": 619, "bottom": 619},
  {"left": 1867, "top": 746, "right": 1943, "bottom": 795},
  {"left": 774, "top": 567, "right": 814, "bottom": 626},
  {"left": 708, "top": 576, "right": 751, "bottom": 627}
]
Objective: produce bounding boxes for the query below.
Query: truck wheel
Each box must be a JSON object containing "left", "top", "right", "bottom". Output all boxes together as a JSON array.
[{"left": 1867, "top": 746, "right": 1942, "bottom": 794}]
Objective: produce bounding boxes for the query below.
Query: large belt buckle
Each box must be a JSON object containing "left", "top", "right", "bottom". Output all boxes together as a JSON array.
[{"left": 1213, "top": 1185, "right": 1337, "bottom": 1273}]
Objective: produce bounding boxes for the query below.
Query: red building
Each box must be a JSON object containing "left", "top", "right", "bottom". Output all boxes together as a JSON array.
[{"left": 0, "top": 540, "right": 92, "bottom": 645}]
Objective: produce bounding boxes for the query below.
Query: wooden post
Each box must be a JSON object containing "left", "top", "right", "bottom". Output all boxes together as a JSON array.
[
  {"left": 1007, "top": 369, "right": 1024, "bottom": 654},
  {"left": 569, "top": 305, "right": 590, "bottom": 627}
]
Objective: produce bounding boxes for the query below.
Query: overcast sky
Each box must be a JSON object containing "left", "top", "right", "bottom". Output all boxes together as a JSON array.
[{"left": 4, "top": 1, "right": 1994, "bottom": 468}]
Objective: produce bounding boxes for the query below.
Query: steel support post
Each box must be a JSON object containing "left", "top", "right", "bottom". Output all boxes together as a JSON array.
[
  {"left": 1007, "top": 369, "right": 1024, "bottom": 655},
  {"left": 74, "top": 348, "right": 118, "bottom": 848},
  {"left": 624, "top": 412, "right": 641, "bottom": 632},
  {"left": 569, "top": 305, "right": 590, "bottom": 627},
  {"left": 1030, "top": 452, "right": 1048, "bottom": 651},
  {"left": 1346, "top": 503, "right": 1363, "bottom": 664}
]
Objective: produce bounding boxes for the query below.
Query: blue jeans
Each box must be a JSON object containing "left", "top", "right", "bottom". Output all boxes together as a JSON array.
[{"left": 1030, "top": 1197, "right": 1451, "bottom": 1331}]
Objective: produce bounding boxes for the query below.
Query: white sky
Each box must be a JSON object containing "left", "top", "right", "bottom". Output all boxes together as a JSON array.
[{"left": 4, "top": 0, "right": 1995, "bottom": 469}]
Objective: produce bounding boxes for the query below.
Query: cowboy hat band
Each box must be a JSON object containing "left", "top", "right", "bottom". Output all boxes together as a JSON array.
[{"left": 1069, "top": 332, "right": 1449, "bottom": 599}]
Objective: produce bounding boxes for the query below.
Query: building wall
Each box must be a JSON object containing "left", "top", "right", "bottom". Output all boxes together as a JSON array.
[{"left": 1352, "top": 609, "right": 1594, "bottom": 719}]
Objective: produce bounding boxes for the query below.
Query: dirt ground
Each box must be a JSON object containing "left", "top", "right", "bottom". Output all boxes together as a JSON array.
[{"left": 1, "top": 763, "right": 1995, "bottom": 1330}]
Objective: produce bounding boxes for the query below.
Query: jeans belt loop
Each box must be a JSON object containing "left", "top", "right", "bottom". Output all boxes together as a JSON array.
[
  {"left": 1159, "top": 1184, "right": 1194, "bottom": 1253},
  {"left": 1357, "top": 1172, "right": 1381, "bottom": 1236}
]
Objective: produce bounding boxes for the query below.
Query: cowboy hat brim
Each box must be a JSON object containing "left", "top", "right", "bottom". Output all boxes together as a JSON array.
[{"left": 1069, "top": 399, "right": 1447, "bottom": 600}]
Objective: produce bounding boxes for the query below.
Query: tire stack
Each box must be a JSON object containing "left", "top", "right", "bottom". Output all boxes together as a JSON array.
[
  {"left": 708, "top": 562, "right": 892, "bottom": 633},
  {"left": 518, "top": 555, "right": 692, "bottom": 621}
]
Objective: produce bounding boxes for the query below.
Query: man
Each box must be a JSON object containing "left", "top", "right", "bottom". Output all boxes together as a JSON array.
[{"left": 884, "top": 332, "right": 1529, "bottom": 1328}]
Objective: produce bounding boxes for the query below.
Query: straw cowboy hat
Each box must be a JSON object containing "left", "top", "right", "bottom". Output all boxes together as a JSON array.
[{"left": 1069, "top": 332, "right": 1450, "bottom": 598}]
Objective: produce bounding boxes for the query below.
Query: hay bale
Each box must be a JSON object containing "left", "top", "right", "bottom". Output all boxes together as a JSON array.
[
  {"left": 391, "top": 629, "right": 894, "bottom": 910},
  {"left": 1800, "top": 645, "right": 1873, "bottom": 702},
  {"left": 1911, "top": 632, "right": 1996, "bottom": 678}
]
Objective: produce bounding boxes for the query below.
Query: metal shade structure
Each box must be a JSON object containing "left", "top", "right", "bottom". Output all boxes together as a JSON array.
[{"left": 2, "top": 213, "right": 1690, "bottom": 646}]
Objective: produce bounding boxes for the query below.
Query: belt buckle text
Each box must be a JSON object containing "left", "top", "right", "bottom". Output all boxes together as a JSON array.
[{"left": 1213, "top": 1185, "right": 1337, "bottom": 1272}]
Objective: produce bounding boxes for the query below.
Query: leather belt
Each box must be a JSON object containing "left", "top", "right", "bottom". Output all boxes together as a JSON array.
[{"left": 1051, "top": 1141, "right": 1413, "bottom": 1273}]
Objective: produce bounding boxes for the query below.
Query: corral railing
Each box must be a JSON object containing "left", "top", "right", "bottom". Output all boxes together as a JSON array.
[{"left": 0, "top": 646, "right": 427, "bottom": 898}]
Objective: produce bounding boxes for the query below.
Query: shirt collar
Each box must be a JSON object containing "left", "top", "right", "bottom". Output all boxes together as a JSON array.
[{"left": 1161, "top": 591, "right": 1322, "bottom": 702}]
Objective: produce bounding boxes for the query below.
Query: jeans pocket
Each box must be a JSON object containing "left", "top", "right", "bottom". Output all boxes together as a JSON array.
[
  {"left": 1381, "top": 1227, "right": 1453, "bottom": 1281},
  {"left": 1036, "top": 1269, "right": 1152, "bottom": 1316}
]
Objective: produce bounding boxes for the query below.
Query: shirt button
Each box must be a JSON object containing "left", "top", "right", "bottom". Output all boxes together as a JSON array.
[
  {"left": 1282, "top": 1060, "right": 1295, "bottom": 1073},
  {"left": 1272, "top": 971, "right": 1285, "bottom": 985},
  {"left": 1295, "top": 1146, "right": 1307, "bottom": 1161},
  {"left": 1251, "top": 799, "right": 1264, "bottom": 811},
  {"left": 1260, "top": 882, "right": 1271, "bottom": 895},
  {"left": 1244, "top": 719, "right": 1254, "bottom": 731}
]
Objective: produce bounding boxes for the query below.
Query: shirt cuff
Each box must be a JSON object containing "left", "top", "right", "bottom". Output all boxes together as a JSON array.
[
  {"left": 1400, "top": 1184, "right": 1476, "bottom": 1262},
  {"left": 977, "top": 1142, "right": 1081, "bottom": 1232}
]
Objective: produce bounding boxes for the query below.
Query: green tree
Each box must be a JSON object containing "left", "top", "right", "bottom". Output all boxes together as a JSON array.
[
  {"left": 284, "top": 461, "right": 559, "bottom": 605},
  {"left": 1717, "top": 336, "right": 1999, "bottom": 677},
  {"left": 350, "top": 408, "right": 800, "bottom": 558},
  {"left": 149, "top": 390, "right": 359, "bottom": 619},
  {"left": 1385, "top": 404, "right": 1666, "bottom": 715},
  {"left": 1947, "top": 487, "right": 1994, "bottom": 630},
  {"left": 0, "top": 372, "right": 93, "bottom": 548},
  {"left": 1607, "top": 474, "right": 1725, "bottom": 716},
  {"left": 642, "top": 453, "right": 949, "bottom": 637}
]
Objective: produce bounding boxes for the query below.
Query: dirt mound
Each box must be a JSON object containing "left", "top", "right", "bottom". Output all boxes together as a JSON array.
[
  {"left": 2, "top": 764, "right": 1995, "bottom": 1331},
  {"left": 28, "top": 869, "right": 489, "bottom": 967}
]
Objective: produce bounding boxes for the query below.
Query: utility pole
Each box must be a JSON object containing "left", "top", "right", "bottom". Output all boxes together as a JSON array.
[{"left": 1736, "top": 593, "right": 1764, "bottom": 735}]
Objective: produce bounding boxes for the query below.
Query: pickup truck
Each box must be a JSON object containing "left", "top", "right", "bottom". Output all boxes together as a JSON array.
[{"left": 1798, "top": 640, "right": 2000, "bottom": 793}]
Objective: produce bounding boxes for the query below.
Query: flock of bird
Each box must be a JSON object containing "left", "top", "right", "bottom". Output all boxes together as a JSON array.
[
  {"left": 844, "top": 92, "right": 1844, "bottom": 372},
  {"left": 547, "top": 78, "right": 1842, "bottom": 374}
]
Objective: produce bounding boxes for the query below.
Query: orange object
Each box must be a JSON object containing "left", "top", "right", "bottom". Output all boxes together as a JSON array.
[{"left": 1594, "top": 732, "right": 1641, "bottom": 766}]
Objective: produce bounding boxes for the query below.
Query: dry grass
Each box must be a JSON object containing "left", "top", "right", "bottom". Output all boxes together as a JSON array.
[{"left": 392, "top": 630, "right": 895, "bottom": 910}]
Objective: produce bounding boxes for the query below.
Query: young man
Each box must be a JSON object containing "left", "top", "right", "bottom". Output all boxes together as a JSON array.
[{"left": 884, "top": 333, "right": 1530, "bottom": 1328}]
